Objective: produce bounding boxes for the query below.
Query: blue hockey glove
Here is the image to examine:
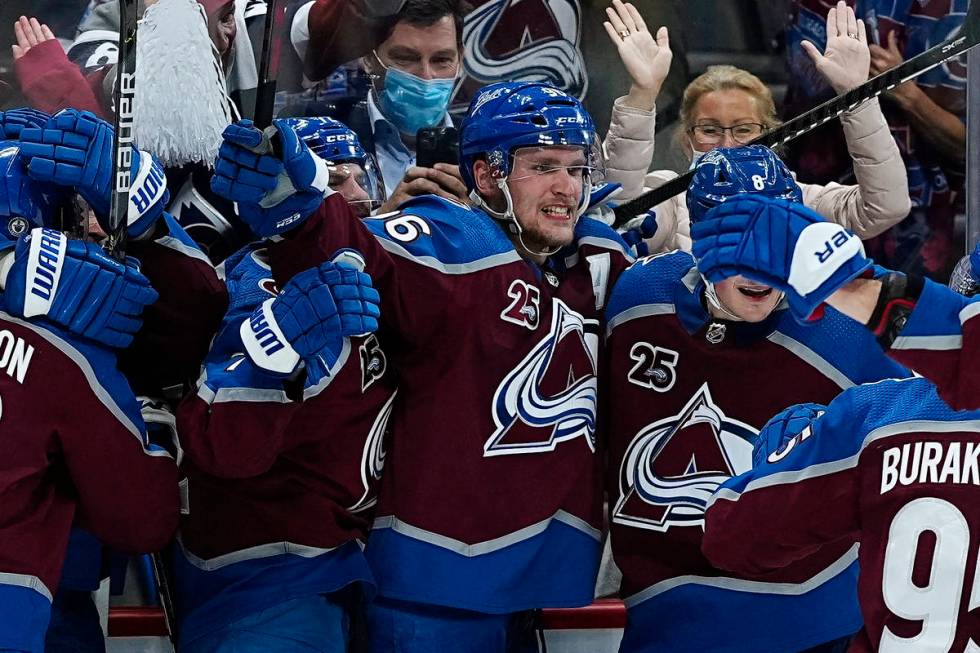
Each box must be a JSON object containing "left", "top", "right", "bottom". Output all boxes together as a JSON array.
[
  {"left": 211, "top": 118, "right": 330, "bottom": 237},
  {"left": 752, "top": 402, "right": 827, "bottom": 468},
  {"left": 240, "top": 258, "right": 380, "bottom": 376},
  {"left": 691, "top": 195, "right": 872, "bottom": 321},
  {"left": 0, "top": 108, "right": 51, "bottom": 140},
  {"left": 621, "top": 210, "right": 659, "bottom": 257},
  {"left": 4, "top": 228, "right": 159, "bottom": 349},
  {"left": 18, "top": 109, "right": 169, "bottom": 239}
]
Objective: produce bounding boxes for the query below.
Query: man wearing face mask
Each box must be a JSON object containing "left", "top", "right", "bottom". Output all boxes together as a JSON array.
[{"left": 298, "top": 0, "right": 470, "bottom": 214}]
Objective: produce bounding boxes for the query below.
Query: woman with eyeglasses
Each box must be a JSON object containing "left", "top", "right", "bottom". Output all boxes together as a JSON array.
[{"left": 602, "top": 0, "right": 911, "bottom": 254}]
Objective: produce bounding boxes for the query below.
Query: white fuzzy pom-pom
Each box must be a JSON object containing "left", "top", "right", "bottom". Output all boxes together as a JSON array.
[{"left": 133, "top": 0, "right": 233, "bottom": 167}]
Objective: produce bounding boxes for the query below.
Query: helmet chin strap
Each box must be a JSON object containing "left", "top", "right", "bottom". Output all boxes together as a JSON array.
[{"left": 471, "top": 173, "right": 594, "bottom": 260}]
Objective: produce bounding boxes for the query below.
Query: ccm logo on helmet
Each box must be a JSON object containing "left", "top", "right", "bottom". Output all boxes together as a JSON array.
[{"left": 555, "top": 116, "right": 585, "bottom": 126}]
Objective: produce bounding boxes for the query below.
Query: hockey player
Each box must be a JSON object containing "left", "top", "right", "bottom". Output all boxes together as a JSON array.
[
  {"left": 291, "top": 115, "right": 387, "bottom": 217},
  {"left": 603, "top": 146, "right": 907, "bottom": 652},
  {"left": 0, "top": 142, "right": 180, "bottom": 653},
  {"left": 702, "top": 377, "right": 980, "bottom": 651},
  {"left": 690, "top": 193, "right": 980, "bottom": 411},
  {"left": 173, "top": 251, "right": 385, "bottom": 653},
  {"left": 208, "top": 81, "right": 633, "bottom": 651},
  {"left": 14, "top": 108, "right": 229, "bottom": 399},
  {"left": 2, "top": 109, "right": 227, "bottom": 651},
  {"left": 171, "top": 115, "right": 392, "bottom": 653}
]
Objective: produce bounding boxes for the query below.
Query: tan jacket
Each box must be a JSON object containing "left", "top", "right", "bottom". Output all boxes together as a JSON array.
[{"left": 602, "top": 96, "right": 912, "bottom": 253}]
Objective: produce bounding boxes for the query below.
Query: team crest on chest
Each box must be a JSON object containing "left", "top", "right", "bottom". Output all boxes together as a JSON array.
[
  {"left": 359, "top": 334, "right": 387, "bottom": 392},
  {"left": 613, "top": 384, "right": 756, "bottom": 532},
  {"left": 485, "top": 299, "right": 599, "bottom": 456},
  {"left": 501, "top": 279, "right": 541, "bottom": 329}
]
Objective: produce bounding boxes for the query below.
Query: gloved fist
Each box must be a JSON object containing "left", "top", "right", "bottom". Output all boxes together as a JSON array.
[
  {"left": 621, "top": 210, "right": 659, "bottom": 257},
  {"left": 240, "top": 257, "right": 380, "bottom": 376},
  {"left": 211, "top": 118, "right": 330, "bottom": 237},
  {"left": 691, "top": 195, "right": 872, "bottom": 321},
  {"left": 752, "top": 402, "right": 826, "bottom": 469},
  {"left": 18, "top": 109, "right": 169, "bottom": 238},
  {"left": 4, "top": 227, "right": 159, "bottom": 349},
  {"left": 0, "top": 108, "right": 51, "bottom": 140}
]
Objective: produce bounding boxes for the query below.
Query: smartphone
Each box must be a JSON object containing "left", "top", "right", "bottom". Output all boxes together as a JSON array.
[{"left": 416, "top": 126, "right": 459, "bottom": 169}]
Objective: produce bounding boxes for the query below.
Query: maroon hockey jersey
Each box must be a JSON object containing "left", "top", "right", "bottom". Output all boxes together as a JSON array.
[{"left": 266, "top": 193, "right": 633, "bottom": 612}]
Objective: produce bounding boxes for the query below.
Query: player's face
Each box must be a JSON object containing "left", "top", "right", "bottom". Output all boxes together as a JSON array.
[
  {"left": 371, "top": 16, "right": 461, "bottom": 81},
  {"left": 508, "top": 146, "right": 586, "bottom": 251},
  {"left": 688, "top": 89, "right": 764, "bottom": 155},
  {"left": 713, "top": 275, "right": 783, "bottom": 322},
  {"left": 330, "top": 163, "right": 372, "bottom": 217}
]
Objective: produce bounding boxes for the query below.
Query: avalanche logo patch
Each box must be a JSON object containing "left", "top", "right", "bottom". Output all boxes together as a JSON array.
[
  {"left": 359, "top": 334, "right": 387, "bottom": 392},
  {"left": 613, "top": 384, "right": 756, "bottom": 532},
  {"left": 500, "top": 279, "right": 541, "bottom": 329},
  {"left": 485, "top": 299, "right": 599, "bottom": 456}
]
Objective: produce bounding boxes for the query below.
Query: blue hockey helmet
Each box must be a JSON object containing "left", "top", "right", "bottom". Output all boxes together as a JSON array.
[
  {"left": 686, "top": 145, "right": 803, "bottom": 223},
  {"left": 949, "top": 241, "right": 980, "bottom": 297},
  {"left": 283, "top": 116, "right": 385, "bottom": 215},
  {"left": 459, "top": 82, "right": 602, "bottom": 211},
  {"left": 0, "top": 141, "right": 57, "bottom": 248}
]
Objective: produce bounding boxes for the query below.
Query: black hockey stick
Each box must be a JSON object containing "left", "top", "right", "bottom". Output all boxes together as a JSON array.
[
  {"left": 612, "top": 0, "right": 980, "bottom": 227},
  {"left": 253, "top": 0, "right": 290, "bottom": 128},
  {"left": 106, "top": 0, "right": 138, "bottom": 259}
]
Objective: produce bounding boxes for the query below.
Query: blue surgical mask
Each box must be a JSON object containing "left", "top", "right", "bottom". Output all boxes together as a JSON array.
[{"left": 377, "top": 64, "right": 455, "bottom": 137}]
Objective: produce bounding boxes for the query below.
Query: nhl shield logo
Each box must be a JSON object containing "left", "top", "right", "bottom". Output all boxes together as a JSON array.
[{"left": 613, "top": 384, "right": 756, "bottom": 532}]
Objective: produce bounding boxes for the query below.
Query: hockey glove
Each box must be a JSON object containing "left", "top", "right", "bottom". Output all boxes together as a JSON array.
[
  {"left": 18, "top": 109, "right": 169, "bottom": 239},
  {"left": 0, "top": 108, "right": 51, "bottom": 140},
  {"left": 240, "top": 258, "right": 380, "bottom": 376},
  {"left": 691, "top": 195, "right": 872, "bottom": 321},
  {"left": 752, "top": 402, "right": 826, "bottom": 469},
  {"left": 211, "top": 119, "right": 330, "bottom": 238},
  {"left": 3, "top": 228, "right": 159, "bottom": 349},
  {"left": 621, "top": 209, "right": 659, "bottom": 258}
]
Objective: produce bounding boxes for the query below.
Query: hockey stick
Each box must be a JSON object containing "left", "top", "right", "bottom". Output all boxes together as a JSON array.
[
  {"left": 108, "top": 0, "right": 179, "bottom": 643},
  {"left": 253, "top": 0, "right": 290, "bottom": 128},
  {"left": 106, "top": 0, "right": 138, "bottom": 259},
  {"left": 612, "top": 0, "right": 980, "bottom": 227}
]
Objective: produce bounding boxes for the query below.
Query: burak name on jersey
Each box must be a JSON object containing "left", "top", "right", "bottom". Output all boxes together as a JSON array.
[
  {"left": 614, "top": 384, "right": 756, "bottom": 532},
  {"left": 486, "top": 298, "right": 599, "bottom": 457}
]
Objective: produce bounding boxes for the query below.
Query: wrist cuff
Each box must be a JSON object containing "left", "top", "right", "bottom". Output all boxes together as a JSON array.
[{"left": 866, "top": 272, "right": 924, "bottom": 348}]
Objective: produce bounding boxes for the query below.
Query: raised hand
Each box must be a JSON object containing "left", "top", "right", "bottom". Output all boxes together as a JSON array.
[
  {"left": 603, "top": 0, "right": 671, "bottom": 110},
  {"left": 801, "top": 1, "right": 870, "bottom": 94},
  {"left": 691, "top": 194, "right": 872, "bottom": 322},
  {"left": 4, "top": 228, "right": 159, "bottom": 349},
  {"left": 11, "top": 16, "right": 55, "bottom": 61}
]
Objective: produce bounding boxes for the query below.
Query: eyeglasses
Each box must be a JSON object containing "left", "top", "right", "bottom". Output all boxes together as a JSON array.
[{"left": 689, "top": 123, "right": 766, "bottom": 146}]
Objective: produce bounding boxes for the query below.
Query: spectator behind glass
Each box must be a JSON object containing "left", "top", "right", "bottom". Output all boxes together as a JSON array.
[
  {"left": 783, "top": 0, "right": 967, "bottom": 282},
  {"left": 297, "top": 0, "right": 470, "bottom": 214},
  {"left": 602, "top": 1, "right": 911, "bottom": 255}
]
